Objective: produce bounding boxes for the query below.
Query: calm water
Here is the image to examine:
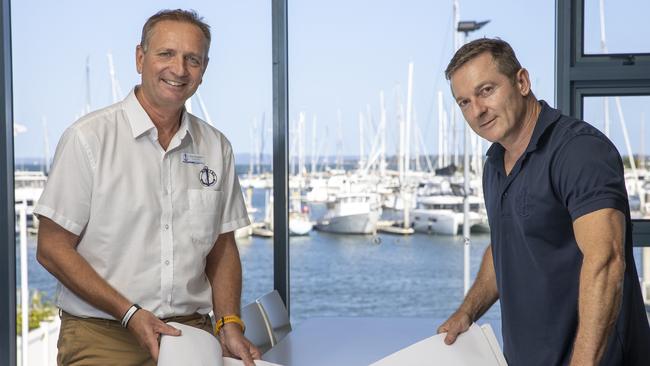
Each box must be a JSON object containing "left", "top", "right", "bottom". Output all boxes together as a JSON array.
[
  {"left": 18, "top": 187, "right": 645, "bottom": 330},
  {"left": 20, "top": 230, "right": 499, "bottom": 325}
]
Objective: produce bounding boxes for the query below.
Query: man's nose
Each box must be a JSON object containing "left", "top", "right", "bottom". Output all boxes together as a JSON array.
[
  {"left": 470, "top": 99, "right": 487, "bottom": 121},
  {"left": 170, "top": 56, "right": 188, "bottom": 76}
]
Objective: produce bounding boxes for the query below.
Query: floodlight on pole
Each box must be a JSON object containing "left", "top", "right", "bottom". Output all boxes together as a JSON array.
[
  {"left": 457, "top": 20, "right": 490, "bottom": 36},
  {"left": 456, "top": 17, "right": 490, "bottom": 297}
]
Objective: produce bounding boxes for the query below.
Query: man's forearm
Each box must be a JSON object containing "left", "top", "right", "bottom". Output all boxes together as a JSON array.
[
  {"left": 206, "top": 231, "right": 243, "bottom": 317},
  {"left": 37, "top": 218, "right": 132, "bottom": 320},
  {"left": 570, "top": 257, "right": 624, "bottom": 365},
  {"left": 571, "top": 208, "right": 626, "bottom": 365},
  {"left": 458, "top": 245, "right": 499, "bottom": 320}
]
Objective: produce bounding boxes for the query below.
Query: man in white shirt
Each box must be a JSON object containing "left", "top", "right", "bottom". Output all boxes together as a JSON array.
[{"left": 35, "top": 9, "right": 259, "bottom": 366}]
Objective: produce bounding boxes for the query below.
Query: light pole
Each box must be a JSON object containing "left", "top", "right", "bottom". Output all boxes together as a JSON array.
[{"left": 456, "top": 19, "right": 489, "bottom": 296}]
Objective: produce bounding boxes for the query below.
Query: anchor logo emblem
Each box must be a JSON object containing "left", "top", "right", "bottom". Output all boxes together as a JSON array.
[{"left": 199, "top": 166, "right": 217, "bottom": 187}]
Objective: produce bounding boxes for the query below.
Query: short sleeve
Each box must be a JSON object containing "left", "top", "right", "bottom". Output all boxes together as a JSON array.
[
  {"left": 33, "top": 127, "right": 94, "bottom": 235},
  {"left": 554, "top": 134, "right": 628, "bottom": 221},
  {"left": 217, "top": 142, "right": 250, "bottom": 234}
]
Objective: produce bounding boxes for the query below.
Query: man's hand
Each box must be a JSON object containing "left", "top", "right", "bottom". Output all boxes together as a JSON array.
[
  {"left": 218, "top": 323, "right": 261, "bottom": 366},
  {"left": 127, "top": 309, "right": 181, "bottom": 362},
  {"left": 437, "top": 246, "right": 498, "bottom": 345},
  {"left": 437, "top": 310, "right": 472, "bottom": 345}
]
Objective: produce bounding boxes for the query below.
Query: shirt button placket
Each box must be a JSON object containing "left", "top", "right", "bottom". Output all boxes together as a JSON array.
[{"left": 161, "top": 155, "right": 174, "bottom": 313}]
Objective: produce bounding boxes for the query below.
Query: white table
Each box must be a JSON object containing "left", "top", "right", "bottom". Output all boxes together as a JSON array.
[{"left": 262, "top": 317, "right": 502, "bottom": 366}]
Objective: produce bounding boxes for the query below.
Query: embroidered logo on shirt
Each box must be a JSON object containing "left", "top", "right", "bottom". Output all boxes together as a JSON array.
[
  {"left": 515, "top": 189, "right": 529, "bottom": 217},
  {"left": 182, "top": 153, "right": 205, "bottom": 165},
  {"left": 199, "top": 166, "right": 217, "bottom": 187}
]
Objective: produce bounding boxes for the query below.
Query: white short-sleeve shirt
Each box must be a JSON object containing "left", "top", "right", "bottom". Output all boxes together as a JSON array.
[{"left": 34, "top": 88, "right": 250, "bottom": 319}]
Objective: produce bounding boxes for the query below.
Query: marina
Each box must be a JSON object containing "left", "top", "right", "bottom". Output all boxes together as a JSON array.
[
  {"left": 3, "top": 0, "right": 650, "bottom": 363},
  {"left": 18, "top": 180, "right": 648, "bottom": 326}
]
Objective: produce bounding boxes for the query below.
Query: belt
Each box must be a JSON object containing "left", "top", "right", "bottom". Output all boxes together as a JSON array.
[{"left": 60, "top": 310, "right": 210, "bottom": 328}]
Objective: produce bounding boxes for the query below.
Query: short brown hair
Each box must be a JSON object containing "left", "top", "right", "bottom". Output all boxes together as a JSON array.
[
  {"left": 140, "top": 9, "right": 211, "bottom": 54},
  {"left": 445, "top": 38, "right": 521, "bottom": 82}
]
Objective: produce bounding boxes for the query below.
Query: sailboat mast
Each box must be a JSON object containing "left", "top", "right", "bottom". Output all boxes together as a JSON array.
[
  {"left": 438, "top": 91, "right": 444, "bottom": 169},
  {"left": 337, "top": 109, "right": 343, "bottom": 170},
  {"left": 379, "top": 90, "right": 387, "bottom": 176},
  {"left": 42, "top": 116, "right": 50, "bottom": 175},
  {"left": 107, "top": 52, "right": 123, "bottom": 104},
  {"left": 85, "top": 56, "right": 91, "bottom": 114},
  {"left": 298, "top": 111, "right": 306, "bottom": 176},
  {"left": 195, "top": 90, "right": 214, "bottom": 126},
  {"left": 599, "top": 0, "right": 611, "bottom": 137},
  {"left": 405, "top": 62, "right": 414, "bottom": 175},
  {"left": 311, "top": 115, "right": 317, "bottom": 173},
  {"left": 598, "top": 0, "right": 644, "bottom": 213},
  {"left": 358, "top": 111, "right": 365, "bottom": 170},
  {"left": 641, "top": 113, "right": 646, "bottom": 170}
]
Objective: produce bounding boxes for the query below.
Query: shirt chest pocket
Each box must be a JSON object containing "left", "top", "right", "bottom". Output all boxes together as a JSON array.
[{"left": 188, "top": 189, "right": 224, "bottom": 246}]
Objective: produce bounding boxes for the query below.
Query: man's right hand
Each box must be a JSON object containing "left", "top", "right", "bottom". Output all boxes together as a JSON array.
[
  {"left": 127, "top": 309, "right": 181, "bottom": 362},
  {"left": 437, "top": 310, "right": 472, "bottom": 345}
]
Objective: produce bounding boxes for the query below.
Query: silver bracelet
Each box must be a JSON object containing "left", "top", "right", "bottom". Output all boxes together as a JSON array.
[{"left": 121, "top": 304, "right": 141, "bottom": 328}]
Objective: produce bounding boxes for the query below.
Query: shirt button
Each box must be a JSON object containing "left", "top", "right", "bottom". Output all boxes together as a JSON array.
[
  {"left": 167, "top": 295, "right": 172, "bottom": 302},
  {"left": 164, "top": 224, "right": 169, "bottom": 230},
  {"left": 165, "top": 260, "right": 170, "bottom": 265},
  {"left": 503, "top": 192, "right": 508, "bottom": 198}
]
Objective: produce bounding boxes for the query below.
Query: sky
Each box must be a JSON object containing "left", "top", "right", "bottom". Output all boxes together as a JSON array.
[{"left": 9, "top": 0, "right": 650, "bottom": 163}]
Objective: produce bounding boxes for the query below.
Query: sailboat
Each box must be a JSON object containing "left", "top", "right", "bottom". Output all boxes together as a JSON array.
[{"left": 315, "top": 192, "right": 380, "bottom": 235}]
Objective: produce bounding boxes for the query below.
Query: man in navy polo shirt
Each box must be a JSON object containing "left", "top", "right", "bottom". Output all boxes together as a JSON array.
[{"left": 436, "top": 38, "right": 650, "bottom": 365}]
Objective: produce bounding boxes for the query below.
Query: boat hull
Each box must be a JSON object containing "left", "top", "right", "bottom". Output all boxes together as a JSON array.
[
  {"left": 412, "top": 209, "right": 459, "bottom": 235},
  {"left": 316, "top": 211, "right": 379, "bottom": 234}
]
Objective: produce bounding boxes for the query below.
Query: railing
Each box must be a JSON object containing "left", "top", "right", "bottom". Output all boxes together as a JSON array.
[{"left": 16, "top": 316, "right": 60, "bottom": 366}]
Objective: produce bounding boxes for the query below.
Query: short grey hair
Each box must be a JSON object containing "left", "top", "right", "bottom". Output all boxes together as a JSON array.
[
  {"left": 140, "top": 9, "right": 211, "bottom": 54},
  {"left": 445, "top": 37, "right": 522, "bottom": 83}
]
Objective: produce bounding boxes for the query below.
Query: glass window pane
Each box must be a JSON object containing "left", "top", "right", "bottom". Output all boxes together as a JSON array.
[
  {"left": 583, "top": 0, "right": 650, "bottom": 55},
  {"left": 12, "top": 2, "right": 271, "bottom": 361},
  {"left": 287, "top": 0, "right": 553, "bottom": 331},
  {"left": 582, "top": 96, "right": 650, "bottom": 207},
  {"left": 583, "top": 95, "right": 650, "bottom": 305}
]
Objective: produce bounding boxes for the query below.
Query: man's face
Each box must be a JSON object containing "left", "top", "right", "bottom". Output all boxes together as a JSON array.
[
  {"left": 450, "top": 52, "right": 529, "bottom": 145},
  {"left": 136, "top": 20, "right": 209, "bottom": 112}
]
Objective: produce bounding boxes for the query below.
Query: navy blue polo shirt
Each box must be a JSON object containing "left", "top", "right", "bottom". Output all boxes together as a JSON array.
[{"left": 483, "top": 100, "right": 650, "bottom": 365}]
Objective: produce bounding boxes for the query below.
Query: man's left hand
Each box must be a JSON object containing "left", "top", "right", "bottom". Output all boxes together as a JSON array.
[{"left": 218, "top": 323, "right": 261, "bottom": 366}]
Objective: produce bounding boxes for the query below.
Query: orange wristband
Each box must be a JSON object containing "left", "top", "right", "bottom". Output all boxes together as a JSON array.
[{"left": 215, "top": 314, "right": 246, "bottom": 335}]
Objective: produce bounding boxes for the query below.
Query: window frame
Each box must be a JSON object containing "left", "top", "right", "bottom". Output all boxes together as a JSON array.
[
  {"left": 0, "top": 0, "right": 16, "bottom": 364},
  {"left": 555, "top": 0, "right": 650, "bottom": 119},
  {"left": 271, "top": 0, "right": 290, "bottom": 312}
]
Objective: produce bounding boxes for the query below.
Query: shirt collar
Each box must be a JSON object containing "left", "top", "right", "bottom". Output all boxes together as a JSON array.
[
  {"left": 485, "top": 100, "right": 561, "bottom": 158},
  {"left": 525, "top": 100, "right": 561, "bottom": 153},
  {"left": 124, "top": 87, "right": 195, "bottom": 142}
]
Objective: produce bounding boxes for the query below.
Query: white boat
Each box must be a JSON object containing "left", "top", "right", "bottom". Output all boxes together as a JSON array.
[
  {"left": 251, "top": 222, "right": 274, "bottom": 238},
  {"left": 377, "top": 220, "right": 415, "bottom": 235},
  {"left": 14, "top": 170, "right": 47, "bottom": 229},
  {"left": 412, "top": 208, "right": 461, "bottom": 235},
  {"left": 234, "top": 214, "right": 254, "bottom": 239},
  {"left": 289, "top": 211, "right": 313, "bottom": 236},
  {"left": 316, "top": 193, "right": 380, "bottom": 234},
  {"left": 412, "top": 195, "right": 487, "bottom": 235}
]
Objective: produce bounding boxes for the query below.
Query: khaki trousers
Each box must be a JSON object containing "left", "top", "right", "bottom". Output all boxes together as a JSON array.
[{"left": 57, "top": 311, "right": 213, "bottom": 366}]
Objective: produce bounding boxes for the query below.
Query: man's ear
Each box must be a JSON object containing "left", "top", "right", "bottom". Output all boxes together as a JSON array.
[
  {"left": 516, "top": 68, "right": 531, "bottom": 97},
  {"left": 135, "top": 45, "right": 144, "bottom": 74}
]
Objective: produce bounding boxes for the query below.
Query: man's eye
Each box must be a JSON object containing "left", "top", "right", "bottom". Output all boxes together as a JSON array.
[
  {"left": 480, "top": 86, "right": 493, "bottom": 96},
  {"left": 458, "top": 100, "right": 468, "bottom": 108},
  {"left": 159, "top": 52, "right": 171, "bottom": 57},
  {"left": 188, "top": 57, "right": 201, "bottom": 66}
]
